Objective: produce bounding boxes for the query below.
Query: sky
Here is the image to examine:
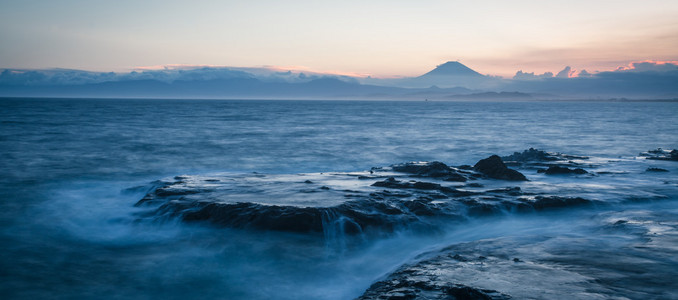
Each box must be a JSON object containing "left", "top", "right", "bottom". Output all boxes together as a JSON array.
[{"left": 1, "top": 0, "right": 677, "bottom": 78}]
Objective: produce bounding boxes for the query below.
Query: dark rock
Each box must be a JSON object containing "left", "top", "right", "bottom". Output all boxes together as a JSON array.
[
  {"left": 523, "top": 196, "right": 593, "bottom": 210},
  {"left": 537, "top": 166, "right": 588, "bottom": 175},
  {"left": 304, "top": 180, "right": 313, "bottom": 183},
  {"left": 474, "top": 155, "right": 527, "bottom": 181},
  {"left": 392, "top": 161, "right": 450, "bottom": 176},
  {"left": 641, "top": 148, "right": 678, "bottom": 161},
  {"left": 487, "top": 187, "right": 522, "bottom": 196},
  {"left": 646, "top": 167, "right": 669, "bottom": 172},
  {"left": 443, "top": 172, "right": 468, "bottom": 182},
  {"left": 391, "top": 161, "right": 468, "bottom": 181},
  {"left": 445, "top": 285, "right": 507, "bottom": 300},
  {"left": 452, "top": 254, "right": 467, "bottom": 262},
  {"left": 359, "top": 275, "right": 511, "bottom": 300},
  {"left": 502, "top": 148, "right": 589, "bottom": 163},
  {"left": 154, "top": 187, "right": 203, "bottom": 197},
  {"left": 502, "top": 148, "right": 558, "bottom": 162},
  {"left": 372, "top": 178, "right": 442, "bottom": 191}
]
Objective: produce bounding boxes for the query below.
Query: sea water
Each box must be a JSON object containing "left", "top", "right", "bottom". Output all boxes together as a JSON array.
[{"left": 1, "top": 98, "right": 677, "bottom": 299}]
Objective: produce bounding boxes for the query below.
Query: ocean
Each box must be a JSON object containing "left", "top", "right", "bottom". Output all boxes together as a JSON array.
[{"left": 1, "top": 98, "right": 677, "bottom": 299}]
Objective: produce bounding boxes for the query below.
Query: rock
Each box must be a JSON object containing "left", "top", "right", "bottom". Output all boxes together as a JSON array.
[
  {"left": 537, "top": 166, "right": 588, "bottom": 175},
  {"left": 646, "top": 167, "right": 669, "bottom": 172},
  {"left": 444, "top": 285, "right": 507, "bottom": 300},
  {"left": 391, "top": 161, "right": 468, "bottom": 181},
  {"left": 371, "top": 177, "right": 442, "bottom": 191},
  {"left": 474, "top": 155, "right": 527, "bottom": 181},
  {"left": 640, "top": 148, "right": 678, "bottom": 161},
  {"left": 502, "top": 148, "right": 588, "bottom": 163},
  {"left": 443, "top": 172, "right": 468, "bottom": 182},
  {"left": 358, "top": 279, "right": 510, "bottom": 300},
  {"left": 524, "top": 196, "right": 593, "bottom": 210},
  {"left": 502, "top": 148, "right": 559, "bottom": 162}
]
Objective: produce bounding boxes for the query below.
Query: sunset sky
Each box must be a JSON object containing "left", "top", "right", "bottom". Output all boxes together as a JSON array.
[{"left": 1, "top": 0, "right": 677, "bottom": 77}]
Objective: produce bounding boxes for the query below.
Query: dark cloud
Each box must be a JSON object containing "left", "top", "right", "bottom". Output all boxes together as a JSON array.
[{"left": 615, "top": 61, "right": 678, "bottom": 72}]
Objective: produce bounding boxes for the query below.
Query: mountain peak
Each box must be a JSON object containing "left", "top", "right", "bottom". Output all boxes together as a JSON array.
[{"left": 420, "top": 61, "right": 483, "bottom": 77}]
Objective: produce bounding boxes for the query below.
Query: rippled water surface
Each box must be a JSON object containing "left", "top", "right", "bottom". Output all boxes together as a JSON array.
[{"left": 1, "top": 98, "right": 677, "bottom": 299}]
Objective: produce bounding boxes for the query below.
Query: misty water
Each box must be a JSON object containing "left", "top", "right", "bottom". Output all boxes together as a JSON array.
[{"left": 1, "top": 98, "right": 678, "bottom": 299}]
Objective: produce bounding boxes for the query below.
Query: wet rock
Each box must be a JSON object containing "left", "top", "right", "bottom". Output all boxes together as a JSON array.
[
  {"left": 523, "top": 196, "right": 593, "bottom": 210},
  {"left": 137, "top": 171, "right": 600, "bottom": 237},
  {"left": 442, "top": 172, "right": 468, "bottom": 182},
  {"left": 182, "top": 202, "right": 325, "bottom": 232},
  {"left": 487, "top": 187, "right": 522, "bottom": 196},
  {"left": 646, "top": 167, "right": 669, "bottom": 172},
  {"left": 445, "top": 285, "right": 510, "bottom": 300},
  {"left": 372, "top": 177, "right": 442, "bottom": 191},
  {"left": 371, "top": 178, "right": 478, "bottom": 197},
  {"left": 359, "top": 268, "right": 512, "bottom": 300},
  {"left": 391, "top": 161, "right": 468, "bottom": 181},
  {"left": 502, "top": 148, "right": 588, "bottom": 163},
  {"left": 502, "top": 148, "right": 559, "bottom": 162},
  {"left": 640, "top": 148, "right": 678, "bottom": 161},
  {"left": 474, "top": 155, "right": 527, "bottom": 181},
  {"left": 452, "top": 254, "right": 467, "bottom": 262},
  {"left": 537, "top": 166, "right": 588, "bottom": 175},
  {"left": 359, "top": 278, "right": 510, "bottom": 300}
]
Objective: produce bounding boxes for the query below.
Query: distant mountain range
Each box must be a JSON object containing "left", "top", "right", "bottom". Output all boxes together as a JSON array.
[{"left": 1, "top": 61, "right": 677, "bottom": 100}]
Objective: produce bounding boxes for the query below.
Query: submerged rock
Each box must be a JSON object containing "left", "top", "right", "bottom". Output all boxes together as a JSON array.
[
  {"left": 474, "top": 155, "right": 527, "bottom": 181},
  {"left": 537, "top": 166, "right": 588, "bottom": 175},
  {"left": 646, "top": 167, "right": 669, "bottom": 172}
]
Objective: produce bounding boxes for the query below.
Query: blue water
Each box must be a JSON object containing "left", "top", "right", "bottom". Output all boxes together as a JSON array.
[{"left": 1, "top": 98, "right": 677, "bottom": 299}]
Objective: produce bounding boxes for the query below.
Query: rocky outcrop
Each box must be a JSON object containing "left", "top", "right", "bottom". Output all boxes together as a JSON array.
[
  {"left": 537, "top": 166, "right": 588, "bottom": 175},
  {"left": 391, "top": 161, "right": 468, "bottom": 182},
  {"left": 132, "top": 149, "right": 630, "bottom": 237},
  {"left": 502, "top": 148, "right": 588, "bottom": 163},
  {"left": 359, "top": 208, "right": 678, "bottom": 300},
  {"left": 641, "top": 148, "right": 678, "bottom": 161},
  {"left": 474, "top": 155, "right": 527, "bottom": 181}
]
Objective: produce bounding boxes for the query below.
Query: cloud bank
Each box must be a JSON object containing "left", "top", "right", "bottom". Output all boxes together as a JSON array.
[{"left": 1, "top": 61, "right": 677, "bottom": 100}]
